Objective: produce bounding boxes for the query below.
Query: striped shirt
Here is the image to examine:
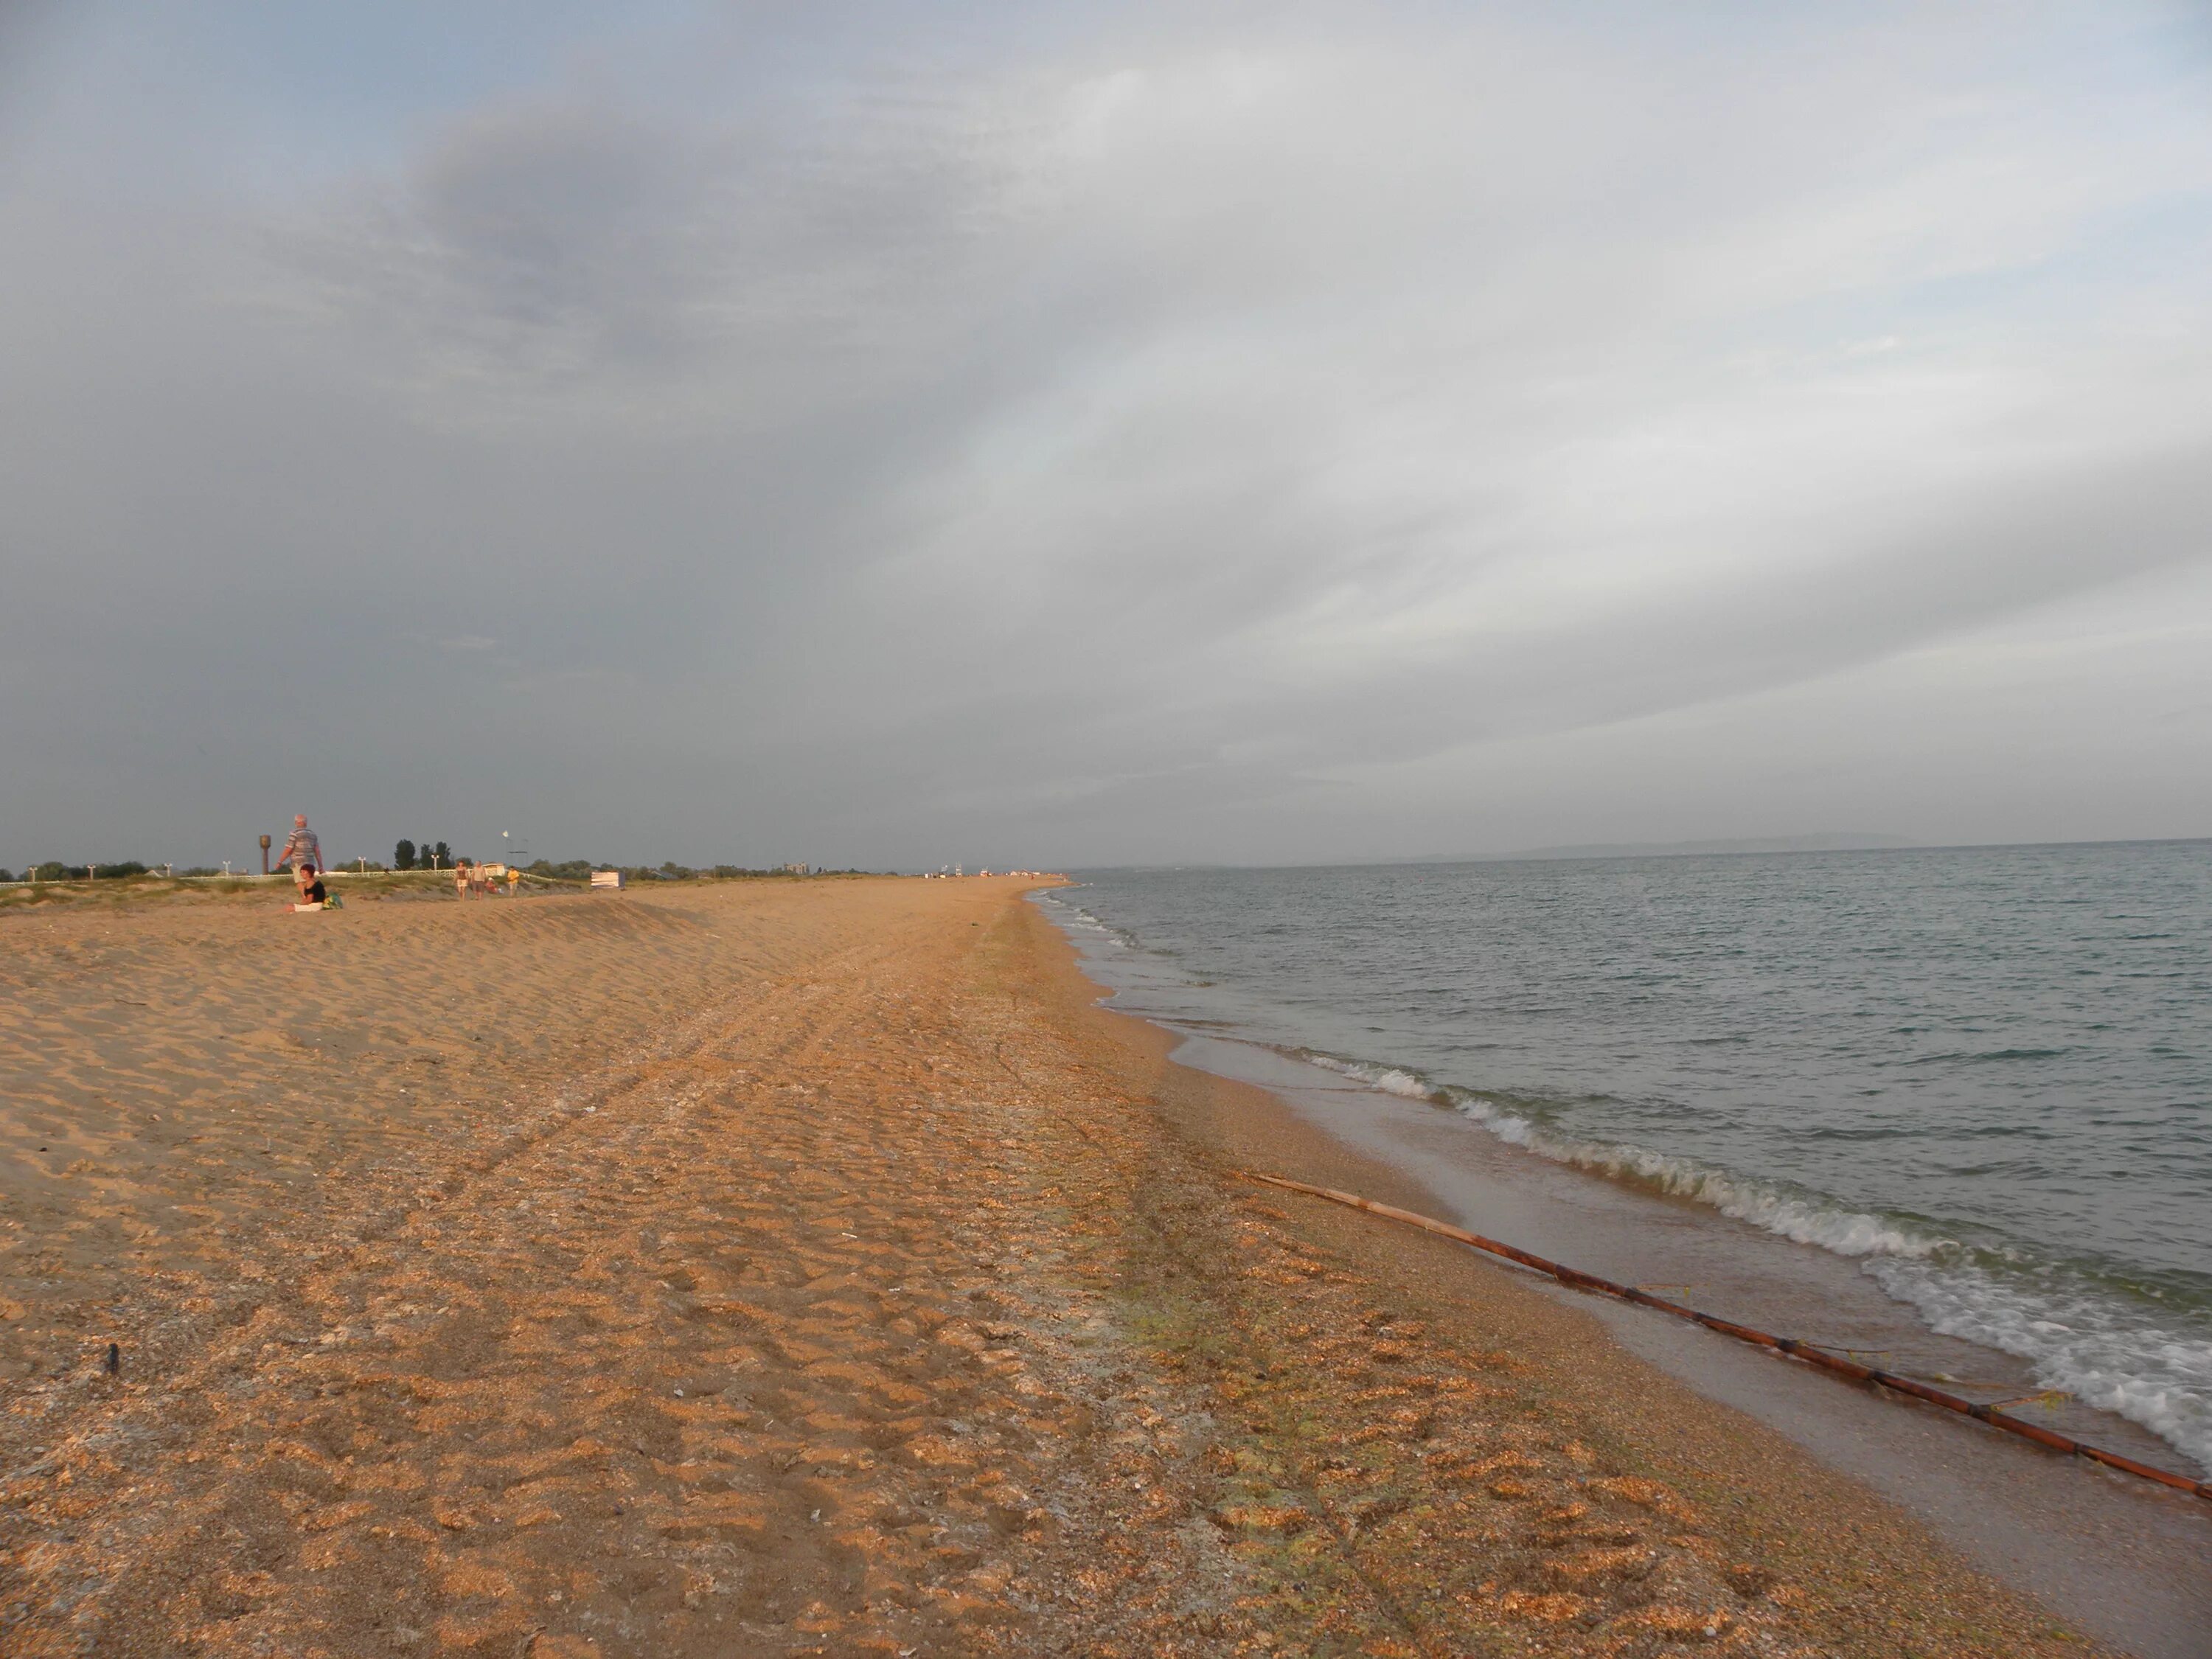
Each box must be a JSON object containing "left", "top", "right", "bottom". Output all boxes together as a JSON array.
[{"left": 276, "top": 827, "right": 323, "bottom": 870}]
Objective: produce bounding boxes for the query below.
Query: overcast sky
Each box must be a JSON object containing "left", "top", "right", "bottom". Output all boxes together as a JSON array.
[{"left": 4, "top": 2, "right": 2209, "bottom": 871}]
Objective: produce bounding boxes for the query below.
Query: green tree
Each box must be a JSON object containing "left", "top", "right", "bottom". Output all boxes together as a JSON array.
[
  {"left": 394, "top": 838, "right": 417, "bottom": 870},
  {"left": 433, "top": 841, "right": 451, "bottom": 868}
]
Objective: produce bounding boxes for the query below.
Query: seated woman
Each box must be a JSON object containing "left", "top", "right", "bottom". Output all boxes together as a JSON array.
[{"left": 291, "top": 863, "right": 333, "bottom": 909}]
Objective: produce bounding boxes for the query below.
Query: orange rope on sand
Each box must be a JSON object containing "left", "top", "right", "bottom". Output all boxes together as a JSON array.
[{"left": 1236, "top": 1169, "right": 2212, "bottom": 1505}]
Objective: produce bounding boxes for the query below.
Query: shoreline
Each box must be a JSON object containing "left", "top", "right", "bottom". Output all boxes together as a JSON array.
[
  {"left": 1030, "top": 853, "right": 2212, "bottom": 1492},
  {"left": 0, "top": 877, "right": 2159, "bottom": 1654},
  {"left": 1031, "top": 893, "right": 2212, "bottom": 1659}
]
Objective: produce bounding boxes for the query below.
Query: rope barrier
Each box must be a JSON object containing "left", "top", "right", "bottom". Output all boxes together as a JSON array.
[{"left": 1236, "top": 1169, "right": 2211, "bottom": 1504}]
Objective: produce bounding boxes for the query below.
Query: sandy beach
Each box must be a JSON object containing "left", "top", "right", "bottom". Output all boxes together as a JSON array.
[{"left": 0, "top": 877, "right": 2130, "bottom": 1655}]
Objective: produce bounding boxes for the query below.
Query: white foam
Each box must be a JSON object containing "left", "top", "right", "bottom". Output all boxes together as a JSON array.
[
  {"left": 1035, "top": 894, "right": 1133, "bottom": 948},
  {"left": 1304, "top": 1054, "right": 1438, "bottom": 1102},
  {"left": 1304, "top": 1046, "right": 2212, "bottom": 1475},
  {"left": 1871, "top": 1254, "right": 2212, "bottom": 1474}
]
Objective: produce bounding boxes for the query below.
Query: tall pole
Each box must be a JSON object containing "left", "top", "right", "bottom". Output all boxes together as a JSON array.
[{"left": 259, "top": 834, "right": 271, "bottom": 875}]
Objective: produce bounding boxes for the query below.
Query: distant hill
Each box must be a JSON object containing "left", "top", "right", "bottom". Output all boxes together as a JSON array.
[{"left": 1433, "top": 832, "right": 1919, "bottom": 864}]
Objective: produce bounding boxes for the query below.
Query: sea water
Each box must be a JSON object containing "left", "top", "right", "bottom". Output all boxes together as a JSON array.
[{"left": 1036, "top": 841, "right": 2212, "bottom": 1476}]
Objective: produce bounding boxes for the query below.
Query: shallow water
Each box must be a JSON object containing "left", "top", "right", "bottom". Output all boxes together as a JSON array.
[{"left": 1037, "top": 841, "right": 2212, "bottom": 1476}]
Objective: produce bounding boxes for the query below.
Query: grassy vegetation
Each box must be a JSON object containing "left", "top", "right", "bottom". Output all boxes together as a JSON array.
[
  {"left": 0, "top": 860, "right": 871, "bottom": 912},
  {"left": 0, "top": 869, "right": 454, "bottom": 911},
  {"left": 4, "top": 860, "right": 155, "bottom": 883}
]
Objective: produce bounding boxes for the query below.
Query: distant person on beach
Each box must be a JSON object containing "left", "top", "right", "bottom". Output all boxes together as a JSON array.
[
  {"left": 275, "top": 814, "right": 323, "bottom": 873},
  {"left": 454, "top": 859, "right": 471, "bottom": 899}
]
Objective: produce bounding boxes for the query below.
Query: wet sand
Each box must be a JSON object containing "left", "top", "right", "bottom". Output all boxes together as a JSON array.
[
  {"left": 1151, "top": 1032, "right": 2212, "bottom": 1659},
  {"left": 0, "top": 877, "right": 2135, "bottom": 1655}
]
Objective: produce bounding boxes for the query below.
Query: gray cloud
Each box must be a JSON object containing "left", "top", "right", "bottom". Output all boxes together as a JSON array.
[{"left": 2, "top": 2, "right": 2209, "bottom": 869}]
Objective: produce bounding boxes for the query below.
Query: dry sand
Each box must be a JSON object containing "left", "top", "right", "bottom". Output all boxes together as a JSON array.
[{"left": 0, "top": 877, "right": 2118, "bottom": 1655}]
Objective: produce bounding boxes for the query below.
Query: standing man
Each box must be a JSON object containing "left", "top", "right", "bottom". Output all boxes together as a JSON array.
[{"left": 274, "top": 813, "right": 324, "bottom": 874}]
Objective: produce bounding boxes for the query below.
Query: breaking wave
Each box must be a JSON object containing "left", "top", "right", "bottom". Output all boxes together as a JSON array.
[{"left": 1294, "top": 1049, "right": 2212, "bottom": 1473}]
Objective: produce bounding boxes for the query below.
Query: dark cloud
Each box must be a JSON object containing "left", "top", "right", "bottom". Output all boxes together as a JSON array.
[{"left": 1, "top": 3, "right": 2208, "bottom": 869}]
